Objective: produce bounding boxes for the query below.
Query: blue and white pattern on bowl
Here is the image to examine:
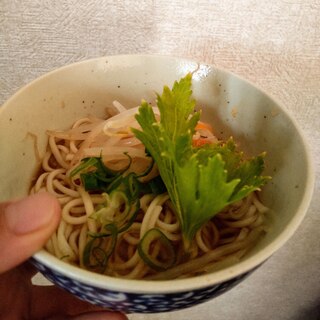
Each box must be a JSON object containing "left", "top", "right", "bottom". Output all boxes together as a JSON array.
[{"left": 30, "top": 258, "right": 252, "bottom": 313}]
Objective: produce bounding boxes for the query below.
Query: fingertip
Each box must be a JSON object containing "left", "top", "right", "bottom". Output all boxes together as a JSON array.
[
  {"left": 5, "top": 192, "right": 61, "bottom": 235},
  {"left": 32, "top": 192, "right": 61, "bottom": 227},
  {"left": 0, "top": 192, "right": 61, "bottom": 273},
  {"left": 51, "top": 311, "right": 128, "bottom": 320}
]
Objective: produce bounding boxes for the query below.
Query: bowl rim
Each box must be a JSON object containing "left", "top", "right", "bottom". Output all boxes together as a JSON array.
[{"left": 3, "top": 54, "right": 315, "bottom": 294}]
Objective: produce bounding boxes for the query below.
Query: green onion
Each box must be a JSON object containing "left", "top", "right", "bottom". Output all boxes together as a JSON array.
[
  {"left": 70, "top": 154, "right": 157, "bottom": 197},
  {"left": 83, "top": 223, "right": 118, "bottom": 273},
  {"left": 70, "top": 157, "right": 100, "bottom": 177},
  {"left": 91, "top": 190, "right": 140, "bottom": 234},
  {"left": 147, "top": 176, "right": 167, "bottom": 195},
  {"left": 80, "top": 172, "right": 100, "bottom": 191},
  {"left": 138, "top": 228, "right": 176, "bottom": 271},
  {"left": 136, "top": 156, "right": 154, "bottom": 178}
]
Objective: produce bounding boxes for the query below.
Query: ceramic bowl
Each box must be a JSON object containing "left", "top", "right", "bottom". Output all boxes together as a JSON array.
[{"left": 0, "top": 55, "right": 314, "bottom": 313}]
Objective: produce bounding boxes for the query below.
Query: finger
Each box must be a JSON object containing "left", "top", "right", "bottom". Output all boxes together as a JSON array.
[
  {"left": 0, "top": 192, "right": 61, "bottom": 273},
  {"left": 68, "top": 311, "right": 128, "bottom": 320},
  {"left": 31, "top": 285, "right": 101, "bottom": 316},
  {"left": 49, "top": 311, "right": 128, "bottom": 320},
  {"left": 30, "top": 285, "right": 127, "bottom": 320}
]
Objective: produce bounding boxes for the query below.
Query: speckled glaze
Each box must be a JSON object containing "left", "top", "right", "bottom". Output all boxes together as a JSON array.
[
  {"left": 0, "top": 56, "right": 314, "bottom": 313},
  {"left": 30, "top": 257, "right": 255, "bottom": 313}
]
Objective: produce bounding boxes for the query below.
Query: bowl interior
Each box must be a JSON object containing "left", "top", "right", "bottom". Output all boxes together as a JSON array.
[{"left": 0, "top": 55, "right": 313, "bottom": 292}]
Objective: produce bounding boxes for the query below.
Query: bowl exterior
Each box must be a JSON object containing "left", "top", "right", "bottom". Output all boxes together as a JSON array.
[{"left": 30, "top": 257, "right": 254, "bottom": 313}]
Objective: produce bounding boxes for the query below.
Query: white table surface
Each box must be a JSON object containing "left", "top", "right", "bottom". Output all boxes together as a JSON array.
[{"left": 1, "top": 1, "right": 319, "bottom": 319}]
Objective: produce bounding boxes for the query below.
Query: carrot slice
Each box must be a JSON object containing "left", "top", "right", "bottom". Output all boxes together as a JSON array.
[
  {"left": 193, "top": 121, "right": 215, "bottom": 147},
  {"left": 193, "top": 138, "right": 212, "bottom": 147},
  {"left": 195, "top": 121, "right": 213, "bottom": 133}
]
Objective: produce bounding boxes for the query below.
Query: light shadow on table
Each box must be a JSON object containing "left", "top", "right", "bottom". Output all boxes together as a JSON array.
[{"left": 291, "top": 301, "right": 320, "bottom": 320}]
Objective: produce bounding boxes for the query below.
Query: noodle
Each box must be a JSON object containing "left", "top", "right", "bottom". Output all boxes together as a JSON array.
[{"left": 30, "top": 102, "right": 268, "bottom": 280}]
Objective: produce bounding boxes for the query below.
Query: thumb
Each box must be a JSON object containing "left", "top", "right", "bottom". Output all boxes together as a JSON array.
[
  {"left": 48, "top": 311, "right": 128, "bottom": 320},
  {"left": 68, "top": 311, "right": 128, "bottom": 320},
  {"left": 0, "top": 192, "right": 61, "bottom": 273}
]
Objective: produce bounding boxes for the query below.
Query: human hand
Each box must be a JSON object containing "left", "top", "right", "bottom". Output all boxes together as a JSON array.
[{"left": 0, "top": 192, "right": 128, "bottom": 320}]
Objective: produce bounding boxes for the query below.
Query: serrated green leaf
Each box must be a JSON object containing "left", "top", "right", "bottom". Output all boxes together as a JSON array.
[
  {"left": 175, "top": 154, "right": 240, "bottom": 246},
  {"left": 133, "top": 74, "right": 270, "bottom": 250}
]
